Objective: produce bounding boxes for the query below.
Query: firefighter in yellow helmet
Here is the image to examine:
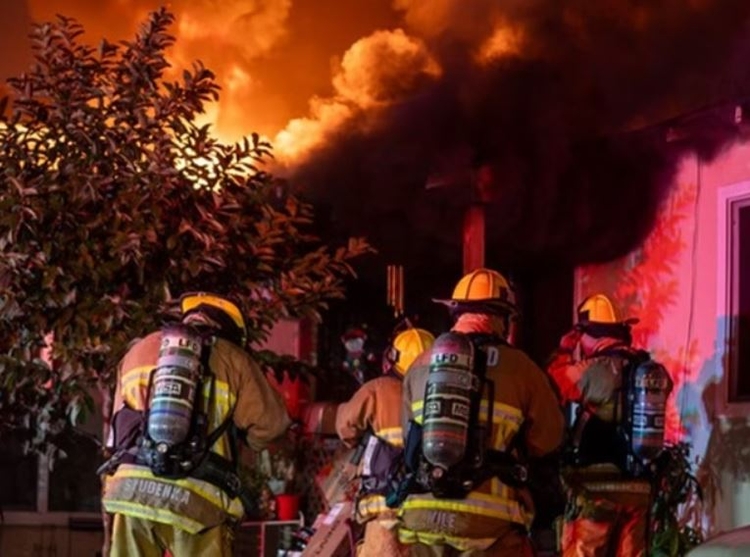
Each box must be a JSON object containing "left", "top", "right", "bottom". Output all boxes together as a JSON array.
[
  {"left": 547, "top": 293, "right": 658, "bottom": 557},
  {"left": 101, "top": 292, "right": 291, "bottom": 557},
  {"left": 397, "top": 269, "right": 565, "bottom": 556},
  {"left": 336, "top": 326, "right": 436, "bottom": 557}
]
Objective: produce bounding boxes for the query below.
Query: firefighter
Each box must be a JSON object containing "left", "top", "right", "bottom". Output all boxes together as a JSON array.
[
  {"left": 101, "top": 292, "right": 291, "bottom": 557},
  {"left": 336, "top": 326, "right": 436, "bottom": 557},
  {"left": 398, "top": 268, "right": 565, "bottom": 556},
  {"left": 547, "top": 293, "right": 652, "bottom": 557}
]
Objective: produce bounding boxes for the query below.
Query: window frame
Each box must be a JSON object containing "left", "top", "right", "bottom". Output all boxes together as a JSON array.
[
  {"left": 1, "top": 453, "right": 102, "bottom": 526},
  {"left": 1, "top": 387, "right": 105, "bottom": 527},
  {"left": 717, "top": 180, "right": 750, "bottom": 415}
]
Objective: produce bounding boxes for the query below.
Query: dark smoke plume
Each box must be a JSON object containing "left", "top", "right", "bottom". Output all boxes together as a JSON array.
[
  {"left": 287, "top": 0, "right": 750, "bottom": 268},
  {"left": 12, "top": 0, "right": 750, "bottom": 270}
]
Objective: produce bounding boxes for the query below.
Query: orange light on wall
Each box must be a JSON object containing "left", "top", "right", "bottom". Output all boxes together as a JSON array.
[
  {"left": 463, "top": 205, "right": 486, "bottom": 273},
  {"left": 387, "top": 264, "right": 404, "bottom": 317},
  {"left": 463, "top": 164, "right": 493, "bottom": 274}
]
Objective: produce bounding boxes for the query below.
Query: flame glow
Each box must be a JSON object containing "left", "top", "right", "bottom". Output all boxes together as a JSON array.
[
  {"left": 333, "top": 29, "right": 440, "bottom": 110},
  {"left": 14, "top": 0, "right": 750, "bottom": 268},
  {"left": 273, "top": 28, "right": 440, "bottom": 166},
  {"left": 175, "top": 0, "right": 291, "bottom": 58},
  {"left": 476, "top": 23, "right": 525, "bottom": 64}
]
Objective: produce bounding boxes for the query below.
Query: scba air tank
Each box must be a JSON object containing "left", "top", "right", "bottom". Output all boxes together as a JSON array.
[
  {"left": 422, "top": 332, "right": 476, "bottom": 471},
  {"left": 146, "top": 324, "right": 204, "bottom": 448},
  {"left": 629, "top": 360, "right": 673, "bottom": 466}
]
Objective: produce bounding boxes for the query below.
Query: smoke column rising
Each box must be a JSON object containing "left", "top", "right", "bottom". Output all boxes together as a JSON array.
[
  {"left": 281, "top": 0, "right": 750, "bottom": 266},
  {"left": 14, "top": 0, "right": 750, "bottom": 266}
]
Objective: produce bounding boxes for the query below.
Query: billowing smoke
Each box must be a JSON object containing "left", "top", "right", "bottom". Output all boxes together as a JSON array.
[
  {"left": 11, "top": 0, "right": 750, "bottom": 269},
  {"left": 277, "top": 0, "right": 750, "bottom": 267},
  {"left": 275, "top": 29, "right": 440, "bottom": 163}
]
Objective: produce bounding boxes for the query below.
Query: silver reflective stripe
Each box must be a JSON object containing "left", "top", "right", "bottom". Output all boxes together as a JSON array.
[
  {"left": 402, "top": 491, "right": 530, "bottom": 525},
  {"left": 362, "top": 435, "right": 380, "bottom": 476}
]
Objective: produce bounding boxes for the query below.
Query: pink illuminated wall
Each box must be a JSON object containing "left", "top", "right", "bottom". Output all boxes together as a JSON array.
[{"left": 575, "top": 140, "right": 750, "bottom": 532}]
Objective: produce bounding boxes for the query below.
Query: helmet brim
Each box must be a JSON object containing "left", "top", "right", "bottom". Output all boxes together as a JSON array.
[
  {"left": 578, "top": 317, "right": 640, "bottom": 327},
  {"left": 432, "top": 298, "right": 518, "bottom": 316}
]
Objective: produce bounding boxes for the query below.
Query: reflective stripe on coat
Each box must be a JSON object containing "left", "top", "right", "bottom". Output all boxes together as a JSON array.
[
  {"left": 336, "top": 376, "right": 404, "bottom": 523},
  {"left": 102, "top": 464, "right": 244, "bottom": 534},
  {"left": 399, "top": 333, "right": 564, "bottom": 547},
  {"left": 104, "top": 331, "right": 290, "bottom": 532}
]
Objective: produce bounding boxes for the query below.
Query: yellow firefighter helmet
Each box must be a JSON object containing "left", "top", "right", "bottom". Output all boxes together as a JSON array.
[
  {"left": 435, "top": 268, "right": 518, "bottom": 314},
  {"left": 576, "top": 294, "right": 618, "bottom": 324},
  {"left": 386, "top": 328, "right": 435, "bottom": 377},
  {"left": 180, "top": 292, "right": 247, "bottom": 346}
]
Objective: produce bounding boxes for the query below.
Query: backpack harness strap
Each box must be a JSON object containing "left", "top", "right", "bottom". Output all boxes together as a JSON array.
[
  {"left": 565, "top": 347, "right": 653, "bottom": 475},
  {"left": 98, "top": 339, "right": 258, "bottom": 517},
  {"left": 386, "top": 333, "right": 529, "bottom": 507}
]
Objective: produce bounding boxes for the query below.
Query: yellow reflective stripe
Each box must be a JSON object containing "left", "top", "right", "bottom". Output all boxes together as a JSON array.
[
  {"left": 120, "top": 363, "right": 236, "bottom": 458},
  {"left": 113, "top": 465, "right": 242, "bottom": 517},
  {"left": 492, "top": 422, "right": 521, "bottom": 451},
  {"left": 398, "top": 529, "right": 497, "bottom": 551},
  {"left": 122, "top": 365, "right": 153, "bottom": 408},
  {"left": 412, "top": 399, "right": 522, "bottom": 424},
  {"left": 401, "top": 491, "right": 529, "bottom": 525},
  {"left": 411, "top": 400, "right": 424, "bottom": 425},
  {"left": 489, "top": 402, "right": 523, "bottom": 450},
  {"left": 121, "top": 368, "right": 234, "bottom": 403},
  {"left": 375, "top": 427, "right": 403, "bottom": 447},
  {"left": 211, "top": 380, "right": 232, "bottom": 405},
  {"left": 478, "top": 400, "right": 524, "bottom": 425},
  {"left": 411, "top": 400, "right": 423, "bottom": 420},
  {"left": 490, "top": 478, "right": 513, "bottom": 500},
  {"left": 491, "top": 477, "right": 501, "bottom": 496},
  {"left": 492, "top": 401, "right": 523, "bottom": 421},
  {"left": 122, "top": 365, "right": 154, "bottom": 389},
  {"left": 208, "top": 380, "right": 235, "bottom": 458},
  {"left": 103, "top": 500, "right": 204, "bottom": 534},
  {"left": 411, "top": 399, "right": 523, "bottom": 432},
  {"left": 399, "top": 529, "right": 419, "bottom": 543},
  {"left": 356, "top": 494, "right": 389, "bottom": 521}
]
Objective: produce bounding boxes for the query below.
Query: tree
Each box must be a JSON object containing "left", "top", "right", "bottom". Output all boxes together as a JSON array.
[{"left": 0, "top": 8, "right": 371, "bottom": 451}]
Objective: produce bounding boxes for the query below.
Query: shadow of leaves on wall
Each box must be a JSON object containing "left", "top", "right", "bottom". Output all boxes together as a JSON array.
[{"left": 697, "top": 413, "right": 750, "bottom": 533}]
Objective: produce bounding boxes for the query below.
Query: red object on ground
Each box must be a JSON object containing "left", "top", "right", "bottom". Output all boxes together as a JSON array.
[{"left": 276, "top": 494, "right": 300, "bottom": 521}]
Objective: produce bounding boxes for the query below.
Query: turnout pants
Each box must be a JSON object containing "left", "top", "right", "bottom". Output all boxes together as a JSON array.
[
  {"left": 561, "top": 477, "right": 650, "bottom": 557},
  {"left": 109, "top": 513, "right": 233, "bottom": 557},
  {"left": 357, "top": 518, "right": 409, "bottom": 557},
  {"left": 407, "top": 527, "right": 535, "bottom": 557}
]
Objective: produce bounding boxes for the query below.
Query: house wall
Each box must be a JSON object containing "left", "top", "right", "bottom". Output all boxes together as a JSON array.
[
  {"left": 0, "top": 525, "right": 102, "bottom": 557},
  {"left": 575, "top": 140, "right": 750, "bottom": 535},
  {"left": 254, "top": 317, "right": 318, "bottom": 366}
]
